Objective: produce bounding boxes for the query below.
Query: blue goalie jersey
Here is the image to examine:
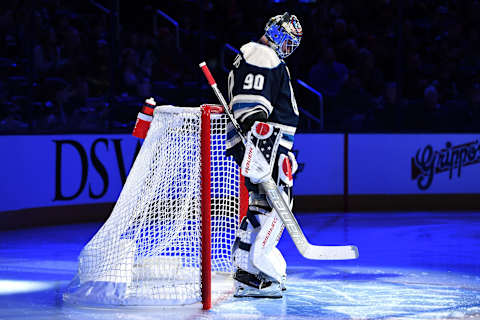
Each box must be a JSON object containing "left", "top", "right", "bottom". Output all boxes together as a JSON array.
[{"left": 227, "top": 42, "right": 299, "bottom": 151}]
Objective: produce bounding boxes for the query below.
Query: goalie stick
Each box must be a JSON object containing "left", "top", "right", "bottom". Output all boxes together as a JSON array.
[{"left": 199, "top": 62, "right": 359, "bottom": 260}]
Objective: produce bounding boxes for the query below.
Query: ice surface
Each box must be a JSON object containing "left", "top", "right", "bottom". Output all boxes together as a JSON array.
[{"left": 0, "top": 212, "right": 479, "bottom": 319}]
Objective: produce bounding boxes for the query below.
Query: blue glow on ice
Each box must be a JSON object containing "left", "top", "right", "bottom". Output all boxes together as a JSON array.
[{"left": 0, "top": 212, "right": 479, "bottom": 319}]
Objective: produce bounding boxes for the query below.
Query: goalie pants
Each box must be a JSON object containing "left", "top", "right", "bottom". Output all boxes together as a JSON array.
[{"left": 231, "top": 145, "right": 292, "bottom": 283}]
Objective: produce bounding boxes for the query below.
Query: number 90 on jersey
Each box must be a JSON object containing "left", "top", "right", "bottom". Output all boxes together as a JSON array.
[{"left": 243, "top": 73, "right": 265, "bottom": 90}]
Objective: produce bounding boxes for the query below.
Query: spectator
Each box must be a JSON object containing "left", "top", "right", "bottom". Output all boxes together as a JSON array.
[
  {"left": 88, "top": 39, "right": 110, "bottom": 97},
  {"left": 367, "top": 82, "right": 406, "bottom": 131},
  {"left": 0, "top": 10, "right": 17, "bottom": 58},
  {"left": 58, "top": 66, "right": 89, "bottom": 118},
  {"left": 137, "top": 33, "right": 155, "bottom": 80},
  {"left": 340, "top": 38, "right": 360, "bottom": 70},
  {"left": 33, "top": 27, "right": 59, "bottom": 79},
  {"left": 58, "top": 26, "right": 86, "bottom": 77},
  {"left": 356, "top": 47, "right": 384, "bottom": 97},
  {"left": 35, "top": 101, "right": 62, "bottom": 130},
  {"left": 120, "top": 46, "right": 152, "bottom": 98},
  {"left": 333, "top": 71, "right": 374, "bottom": 131},
  {"left": 152, "top": 27, "right": 183, "bottom": 83},
  {"left": 121, "top": 47, "right": 141, "bottom": 96},
  {"left": 309, "top": 47, "right": 349, "bottom": 98},
  {"left": 0, "top": 102, "right": 28, "bottom": 131},
  {"left": 406, "top": 84, "right": 450, "bottom": 131},
  {"left": 467, "top": 82, "right": 480, "bottom": 131}
]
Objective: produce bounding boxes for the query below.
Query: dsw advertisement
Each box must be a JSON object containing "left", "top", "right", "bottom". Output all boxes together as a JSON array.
[{"left": 0, "top": 135, "right": 141, "bottom": 212}]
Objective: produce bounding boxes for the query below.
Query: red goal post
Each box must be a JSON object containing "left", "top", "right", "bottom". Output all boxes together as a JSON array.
[{"left": 200, "top": 104, "right": 248, "bottom": 309}]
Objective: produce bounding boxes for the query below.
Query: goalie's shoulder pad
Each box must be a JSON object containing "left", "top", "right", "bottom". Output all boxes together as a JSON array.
[{"left": 240, "top": 42, "right": 281, "bottom": 69}]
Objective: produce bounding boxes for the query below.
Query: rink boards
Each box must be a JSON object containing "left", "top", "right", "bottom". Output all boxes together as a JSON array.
[{"left": 0, "top": 133, "right": 479, "bottom": 216}]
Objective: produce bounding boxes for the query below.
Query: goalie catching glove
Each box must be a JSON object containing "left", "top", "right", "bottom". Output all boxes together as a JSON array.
[{"left": 241, "top": 122, "right": 282, "bottom": 184}]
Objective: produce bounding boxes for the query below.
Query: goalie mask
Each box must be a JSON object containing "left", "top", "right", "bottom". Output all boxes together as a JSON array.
[{"left": 264, "top": 12, "right": 303, "bottom": 59}]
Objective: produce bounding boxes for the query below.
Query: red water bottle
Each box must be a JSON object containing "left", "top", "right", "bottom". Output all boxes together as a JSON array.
[{"left": 132, "top": 97, "right": 156, "bottom": 139}]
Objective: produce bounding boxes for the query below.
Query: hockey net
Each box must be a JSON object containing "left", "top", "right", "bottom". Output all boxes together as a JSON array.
[{"left": 63, "top": 105, "right": 247, "bottom": 309}]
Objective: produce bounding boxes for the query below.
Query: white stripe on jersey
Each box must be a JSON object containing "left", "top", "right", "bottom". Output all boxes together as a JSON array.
[
  {"left": 288, "top": 81, "right": 299, "bottom": 116},
  {"left": 231, "top": 94, "right": 274, "bottom": 114},
  {"left": 285, "top": 66, "right": 299, "bottom": 116}
]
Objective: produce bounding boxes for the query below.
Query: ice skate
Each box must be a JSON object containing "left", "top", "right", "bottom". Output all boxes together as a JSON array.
[{"left": 233, "top": 269, "right": 283, "bottom": 298}]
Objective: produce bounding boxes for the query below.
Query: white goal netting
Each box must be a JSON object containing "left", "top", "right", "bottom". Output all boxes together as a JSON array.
[{"left": 63, "top": 105, "right": 243, "bottom": 306}]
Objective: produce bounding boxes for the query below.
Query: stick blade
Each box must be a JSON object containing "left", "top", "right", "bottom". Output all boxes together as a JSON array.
[{"left": 303, "top": 245, "right": 359, "bottom": 260}]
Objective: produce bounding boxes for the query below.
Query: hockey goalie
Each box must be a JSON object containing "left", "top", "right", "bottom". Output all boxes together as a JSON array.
[
  {"left": 226, "top": 12, "right": 303, "bottom": 298},
  {"left": 129, "top": 11, "right": 357, "bottom": 303}
]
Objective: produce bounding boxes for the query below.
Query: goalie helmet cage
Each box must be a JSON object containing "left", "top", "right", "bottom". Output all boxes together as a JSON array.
[{"left": 63, "top": 104, "right": 248, "bottom": 310}]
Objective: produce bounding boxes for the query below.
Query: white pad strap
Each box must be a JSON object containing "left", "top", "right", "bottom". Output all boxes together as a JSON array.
[{"left": 288, "top": 151, "right": 298, "bottom": 174}]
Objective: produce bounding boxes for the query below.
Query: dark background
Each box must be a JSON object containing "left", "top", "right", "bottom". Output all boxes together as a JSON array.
[{"left": 1, "top": 0, "right": 479, "bottom": 134}]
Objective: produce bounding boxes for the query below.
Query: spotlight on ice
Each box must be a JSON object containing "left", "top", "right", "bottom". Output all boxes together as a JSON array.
[{"left": 0, "top": 280, "right": 56, "bottom": 295}]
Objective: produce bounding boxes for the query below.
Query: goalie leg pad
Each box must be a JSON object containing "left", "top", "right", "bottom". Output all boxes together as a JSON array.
[
  {"left": 251, "top": 209, "right": 286, "bottom": 284},
  {"left": 233, "top": 212, "right": 286, "bottom": 298},
  {"left": 233, "top": 185, "right": 290, "bottom": 297},
  {"left": 232, "top": 194, "right": 269, "bottom": 276}
]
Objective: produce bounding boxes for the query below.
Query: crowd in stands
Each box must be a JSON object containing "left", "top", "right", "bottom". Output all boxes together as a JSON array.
[
  {"left": 303, "top": 0, "right": 480, "bottom": 132},
  {"left": 0, "top": 0, "right": 479, "bottom": 133}
]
